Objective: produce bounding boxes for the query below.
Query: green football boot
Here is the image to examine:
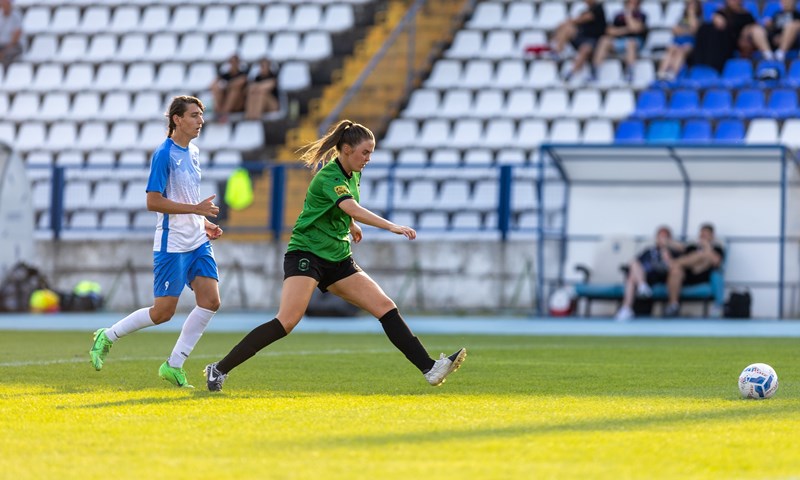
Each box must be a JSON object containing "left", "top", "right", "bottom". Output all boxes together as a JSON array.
[
  {"left": 159, "top": 361, "right": 194, "bottom": 388},
  {"left": 89, "top": 328, "right": 113, "bottom": 371}
]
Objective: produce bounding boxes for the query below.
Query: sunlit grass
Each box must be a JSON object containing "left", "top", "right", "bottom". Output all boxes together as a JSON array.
[{"left": 1, "top": 332, "right": 798, "bottom": 479}]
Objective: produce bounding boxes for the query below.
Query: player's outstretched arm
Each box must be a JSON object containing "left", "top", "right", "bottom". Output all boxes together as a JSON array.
[{"left": 338, "top": 198, "right": 416, "bottom": 240}]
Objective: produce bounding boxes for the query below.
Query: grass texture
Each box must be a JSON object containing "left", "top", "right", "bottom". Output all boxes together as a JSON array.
[{"left": 1, "top": 330, "right": 798, "bottom": 480}]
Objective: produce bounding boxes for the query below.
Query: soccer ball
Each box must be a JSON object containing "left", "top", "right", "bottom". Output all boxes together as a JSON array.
[{"left": 738, "top": 363, "right": 779, "bottom": 399}]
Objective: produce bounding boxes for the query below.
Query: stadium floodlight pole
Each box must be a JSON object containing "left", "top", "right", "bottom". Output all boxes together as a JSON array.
[{"left": 318, "top": 0, "right": 427, "bottom": 137}]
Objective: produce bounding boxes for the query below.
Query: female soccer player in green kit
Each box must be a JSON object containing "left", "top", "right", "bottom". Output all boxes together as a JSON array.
[{"left": 204, "top": 120, "right": 466, "bottom": 391}]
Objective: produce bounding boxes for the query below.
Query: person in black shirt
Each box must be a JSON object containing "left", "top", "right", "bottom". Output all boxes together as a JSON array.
[
  {"left": 712, "top": 0, "right": 773, "bottom": 59},
  {"left": 615, "top": 226, "right": 683, "bottom": 321},
  {"left": 210, "top": 54, "right": 249, "bottom": 122},
  {"left": 765, "top": 0, "right": 800, "bottom": 61},
  {"left": 664, "top": 223, "right": 725, "bottom": 317},
  {"left": 245, "top": 57, "right": 280, "bottom": 120},
  {"left": 592, "top": 0, "right": 648, "bottom": 83},
  {"left": 550, "top": 0, "right": 607, "bottom": 81}
]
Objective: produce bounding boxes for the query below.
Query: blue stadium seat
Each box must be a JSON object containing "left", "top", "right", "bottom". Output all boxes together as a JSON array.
[
  {"left": 646, "top": 120, "right": 681, "bottom": 143},
  {"left": 761, "top": 1, "right": 782, "bottom": 23},
  {"left": 665, "top": 89, "right": 699, "bottom": 119},
  {"left": 734, "top": 88, "right": 766, "bottom": 118},
  {"left": 677, "top": 65, "right": 720, "bottom": 89},
  {"left": 744, "top": 0, "right": 760, "bottom": 19},
  {"left": 681, "top": 119, "right": 712, "bottom": 143},
  {"left": 755, "top": 60, "right": 786, "bottom": 84},
  {"left": 766, "top": 88, "right": 799, "bottom": 119},
  {"left": 714, "top": 119, "right": 745, "bottom": 143},
  {"left": 631, "top": 89, "right": 666, "bottom": 119},
  {"left": 721, "top": 59, "right": 753, "bottom": 87},
  {"left": 614, "top": 120, "right": 645, "bottom": 143},
  {"left": 782, "top": 59, "right": 800, "bottom": 87},
  {"left": 702, "top": 1, "right": 723, "bottom": 21},
  {"left": 701, "top": 89, "right": 733, "bottom": 118}
]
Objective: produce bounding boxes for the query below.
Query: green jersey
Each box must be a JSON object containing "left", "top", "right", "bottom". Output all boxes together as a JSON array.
[{"left": 287, "top": 159, "right": 361, "bottom": 262}]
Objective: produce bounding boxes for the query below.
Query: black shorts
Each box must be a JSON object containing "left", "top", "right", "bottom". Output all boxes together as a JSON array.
[
  {"left": 570, "top": 34, "right": 598, "bottom": 50},
  {"left": 645, "top": 270, "right": 668, "bottom": 285},
  {"left": 683, "top": 268, "right": 712, "bottom": 286},
  {"left": 283, "top": 250, "right": 362, "bottom": 293}
]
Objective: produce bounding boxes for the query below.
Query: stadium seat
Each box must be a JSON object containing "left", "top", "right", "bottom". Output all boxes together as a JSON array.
[
  {"left": 64, "top": 181, "right": 91, "bottom": 209},
  {"left": 765, "top": 89, "right": 799, "bottom": 119},
  {"left": 782, "top": 59, "right": 800, "bottom": 87},
  {"left": 403, "top": 90, "right": 440, "bottom": 119},
  {"left": 231, "top": 122, "right": 264, "bottom": 151},
  {"left": 482, "top": 31, "right": 515, "bottom": 59},
  {"left": 451, "top": 119, "right": 483, "bottom": 149},
  {"left": 7, "top": 92, "right": 39, "bottom": 121},
  {"left": 446, "top": 30, "right": 483, "bottom": 59},
  {"left": 1, "top": 63, "right": 32, "bottom": 92},
  {"left": 550, "top": 119, "right": 581, "bottom": 143},
  {"left": 47, "top": 122, "right": 78, "bottom": 152},
  {"left": 176, "top": 33, "right": 208, "bottom": 62},
  {"left": 77, "top": 122, "right": 108, "bottom": 150},
  {"left": 511, "top": 181, "right": 536, "bottom": 212},
  {"left": 761, "top": 1, "right": 782, "bottom": 23},
  {"left": 439, "top": 89, "right": 472, "bottom": 119},
  {"left": 603, "top": 89, "right": 635, "bottom": 119},
  {"left": 681, "top": 119, "right": 712, "bottom": 143},
  {"left": 198, "top": 5, "right": 230, "bottom": 32},
  {"left": 721, "top": 59, "right": 753, "bottom": 87},
  {"left": 240, "top": 33, "right": 269, "bottom": 62},
  {"left": 779, "top": 119, "right": 800, "bottom": 148},
  {"left": 582, "top": 119, "right": 614, "bottom": 143},
  {"left": 108, "top": 122, "right": 141, "bottom": 151},
  {"left": 79, "top": 6, "right": 110, "bottom": 35},
  {"left": 22, "top": 7, "right": 51, "bottom": 35},
  {"left": 26, "top": 35, "right": 58, "bottom": 63},
  {"left": 71, "top": 93, "right": 101, "bottom": 121},
  {"left": 467, "top": 2, "right": 504, "bottom": 30},
  {"left": 69, "top": 212, "right": 99, "bottom": 231},
  {"left": 298, "top": 32, "right": 333, "bottom": 61},
  {"left": 98, "top": 92, "right": 131, "bottom": 120},
  {"left": 536, "top": 2, "right": 567, "bottom": 30},
  {"left": 382, "top": 119, "right": 418, "bottom": 149},
  {"left": 631, "top": 89, "right": 666, "bottom": 119},
  {"left": 734, "top": 89, "right": 766, "bottom": 119},
  {"left": 207, "top": 33, "right": 238, "bottom": 62},
  {"left": 505, "top": 2, "right": 536, "bottom": 31},
  {"left": 170, "top": 6, "right": 201, "bottom": 34},
  {"left": 109, "top": 6, "right": 140, "bottom": 34},
  {"left": 101, "top": 212, "right": 130, "bottom": 230},
  {"left": 755, "top": 60, "right": 786, "bottom": 85},
  {"left": 86, "top": 34, "right": 118, "bottom": 63},
  {"left": 39, "top": 93, "right": 70, "bottom": 122},
  {"left": 526, "top": 60, "right": 558, "bottom": 88},
  {"left": 632, "top": 59, "right": 656, "bottom": 88},
  {"left": 140, "top": 6, "right": 170, "bottom": 34},
  {"left": 569, "top": 89, "right": 602, "bottom": 119},
  {"left": 451, "top": 211, "right": 482, "bottom": 230},
  {"left": 701, "top": 89, "right": 733, "bottom": 119},
  {"left": 496, "top": 149, "right": 526, "bottom": 165},
  {"left": 595, "top": 59, "right": 624, "bottom": 88},
  {"left": 516, "top": 119, "right": 547, "bottom": 148},
  {"left": 438, "top": 180, "right": 470, "bottom": 209},
  {"left": 228, "top": 5, "right": 259, "bottom": 33},
  {"left": 86, "top": 151, "right": 115, "bottom": 167},
  {"left": 123, "top": 63, "right": 155, "bottom": 92},
  {"left": 147, "top": 33, "right": 178, "bottom": 62},
  {"left": 270, "top": 33, "right": 301, "bottom": 62},
  {"left": 714, "top": 119, "right": 745, "bottom": 143},
  {"left": 461, "top": 60, "right": 494, "bottom": 89},
  {"left": 472, "top": 90, "right": 505, "bottom": 119},
  {"left": 63, "top": 64, "right": 93, "bottom": 92},
  {"left": 93, "top": 182, "right": 123, "bottom": 207},
  {"left": 430, "top": 149, "right": 460, "bottom": 166},
  {"left": 646, "top": 119, "right": 681, "bottom": 143},
  {"left": 116, "top": 34, "right": 147, "bottom": 63},
  {"left": 641, "top": 1, "right": 666, "bottom": 28},
  {"left": 664, "top": 89, "right": 700, "bottom": 119},
  {"left": 278, "top": 62, "right": 311, "bottom": 92},
  {"left": 677, "top": 65, "right": 721, "bottom": 89},
  {"left": 49, "top": 7, "right": 80, "bottom": 35},
  {"left": 263, "top": 4, "right": 291, "bottom": 33},
  {"left": 154, "top": 63, "right": 186, "bottom": 91},
  {"left": 15, "top": 123, "right": 46, "bottom": 152},
  {"left": 484, "top": 119, "right": 515, "bottom": 149},
  {"left": 395, "top": 149, "right": 426, "bottom": 166},
  {"left": 614, "top": 120, "right": 645, "bottom": 143},
  {"left": 537, "top": 90, "right": 569, "bottom": 119},
  {"left": 57, "top": 35, "right": 88, "bottom": 64},
  {"left": 31, "top": 63, "right": 63, "bottom": 93},
  {"left": 463, "top": 149, "right": 493, "bottom": 166},
  {"left": 745, "top": 118, "right": 779, "bottom": 144},
  {"left": 505, "top": 89, "right": 536, "bottom": 119},
  {"left": 322, "top": 4, "right": 355, "bottom": 33}
]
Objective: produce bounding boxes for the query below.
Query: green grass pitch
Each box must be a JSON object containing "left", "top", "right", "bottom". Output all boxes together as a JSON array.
[{"left": 1, "top": 330, "right": 799, "bottom": 479}]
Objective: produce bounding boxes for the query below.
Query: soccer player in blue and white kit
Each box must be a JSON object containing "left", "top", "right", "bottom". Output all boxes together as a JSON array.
[{"left": 89, "top": 96, "right": 223, "bottom": 388}]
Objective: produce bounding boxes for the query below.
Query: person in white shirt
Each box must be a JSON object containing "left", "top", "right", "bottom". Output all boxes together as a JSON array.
[{"left": 89, "top": 96, "right": 224, "bottom": 388}]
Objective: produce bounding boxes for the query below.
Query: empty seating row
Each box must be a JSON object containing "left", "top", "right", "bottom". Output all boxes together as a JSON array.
[
  {"left": 615, "top": 118, "right": 800, "bottom": 146},
  {"left": 15, "top": 0, "right": 371, "bottom": 6},
  {"left": 664, "top": 60, "right": 800, "bottom": 89},
  {"left": 402, "top": 87, "right": 634, "bottom": 120},
  {"left": 374, "top": 210, "right": 538, "bottom": 232},
  {"left": 0, "top": 61, "right": 311, "bottom": 93},
  {"left": 24, "top": 31, "right": 332, "bottom": 64},
  {"left": 22, "top": 149, "right": 242, "bottom": 168},
  {"left": 21, "top": 4, "right": 354, "bottom": 36},
  {"left": 382, "top": 118, "right": 618, "bottom": 150},
  {"left": 426, "top": 59, "right": 655, "bottom": 90},
  {"left": 2, "top": 120, "right": 264, "bottom": 153},
  {"left": 634, "top": 87, "right": 800, "bottom": 120},
  {"left": 466, "top": 1, "right": 684, "bottom": 31}
]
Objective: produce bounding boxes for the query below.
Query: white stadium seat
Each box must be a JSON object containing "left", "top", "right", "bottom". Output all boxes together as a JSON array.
[
  {"left": 22, "top": 7, "right": 51, "bottom": 35},
  {"left": 322, "top": 4, "right": 355, "bottom": 33},
  {"left": 170, "top": 6, "right": 201, "bottom": 34},
  {"left": 177, "top": 33, "right": 209, "bottom": 62},
  {"left": 505, "top": 89, "right": 536, "bottom": 119},
  {"left": 446, "top": 30, "right": 483, "bottom": 59},
  {"left": 25, "top": 35, "right": 58, "bottom": 63},
  {"left": 493, "top": 60, "right": 526, "bottom": 89},
  {"left": 207, "top": 33, "right": 238, "bottom": 62},
  {"left": 49, "top": 7, "right": 81, "bottom": 35},
  {"left": 109, "top": 6, "right": 140, "bottom": 34},
  {"left": 425, "top": 60, "right": 462, "bottom": 89},
  {"left": 39, "top": 93, "right": 70, "bottom": 122},
  {"left": 298, "top": 32, "right": 332, "bottom": 61},
  {"left": 402, "top": 89, "right": 440, "bottom": 119},
  {"left": 582, "top": 119, "right": 614, "bottom": 143},
  {"left": 505, "top": 2, "right": 536, "bottom": 31},
  {"left": 63, "top": 64, "right": 94, "bottom": 92},
  {"left": 468, "top": 2, "right": 504, "bottom": 30},
  {"left": 140, "top": 6, "right": 170, "bottom": 34},
  {"left": 290, "top": 5, "right": 322, "bottom": 32},
  {"left": 269, "top": 33, "right": 301, "bottom": 62},
  {"left": 71, "top": 93, "right": 101, "bottom": 121},
  {"left": 76, "top": 122, "right": 109, "bottom": 150},
  {"left": 98, "top": 92, "right": 131, "bottom": 121},
  {"left": 79, "top": 6, "right": 110, "bottom": 35},
  {"left": 46, "top": 122, "right": 78, "bottom": 152},
  {"left": 2, "top": 63, "right": 33, "bottom": 92},
  {"left": 278, "top": 62, "right": 311, "bottom": 92},
  {"left": 231, "top": 5, "right": 261, "bottom": 33},
  {"left": 482, "top": 31, "right": 515, "bottom": 60},
  {"left": 31, "top": 63, "right": 64, "bottom": 93},
  {"left": 7, "top": 92, "right": 40, "bottom": 121},
  {"left": 439, "top": 89, "right": 473, "bottom": 119},
  {"left": 745, "top": 119, "right": 779, "bottom": 144},
  {"left": 471, "top": 90, "right": 505, "bottom": 119},
  {"left": 240, "top": 33, "right": 270, "bottom": 62},
  {"left": 199, "top": 5, "right": 231, "bottom": 33},
  {"left": 117, "top": 34, "right": 147, "bottom": 63},
  {"left": 86, "top": 34, "right": 118, "bottom": 63},
  {"left": 147, "top": 33, "right": 178, "bottom": 63},
  {"left": 263, "top": 4, "right": 291, "bottom": 33}
]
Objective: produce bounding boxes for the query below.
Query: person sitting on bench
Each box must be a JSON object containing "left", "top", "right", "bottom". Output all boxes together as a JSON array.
[
  {"left": 615, "top": 226, "right": 683, "bottom": 321},
  {"left": 664, "top": 223, "right": 725, "bottom": 317}
]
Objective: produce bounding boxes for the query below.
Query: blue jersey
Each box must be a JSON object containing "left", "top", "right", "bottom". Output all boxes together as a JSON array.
[{"left": 146, "top": 137, "right": 206, "bottom": 253}]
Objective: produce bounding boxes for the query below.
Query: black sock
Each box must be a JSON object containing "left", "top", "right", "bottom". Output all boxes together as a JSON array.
[
  {"left": 379, "top": 308, "right": 435, "bottom": 373},
  {"left": 216, "top": 318, "right": 287, "bottom": 374}
]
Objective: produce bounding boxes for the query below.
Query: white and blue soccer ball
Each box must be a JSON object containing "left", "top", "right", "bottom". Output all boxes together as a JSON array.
[{"left": 738, "top": 363, "right": 779, "bottom": 399}]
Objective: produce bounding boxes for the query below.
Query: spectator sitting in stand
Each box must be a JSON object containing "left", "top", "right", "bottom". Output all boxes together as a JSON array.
[
  {"left": 615, "top": 226, "right": 684, "bottom": 322},
  {"left": 210, "top": 54, "right": 249, "bottom": 123},
  {"left": 591, "top": 0, "right": 648, "bottom": 83},
  {"left": 764, "top": 0, "right": 800, "bottom": 61},
  {"left": 714, "top": 0, "right": 773, "bottom": 59},
  {"left": 657, "top": 0, "right": 702, "bottom": 81},
  {"left": 550, "top": 0, "right": 607, "bottom": 82},
  {"left": 245, "top": 57, "right": 280, "bottom": 120},
  {"left": 0, "top": 0, "right": 23, "bottom": 68}
]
